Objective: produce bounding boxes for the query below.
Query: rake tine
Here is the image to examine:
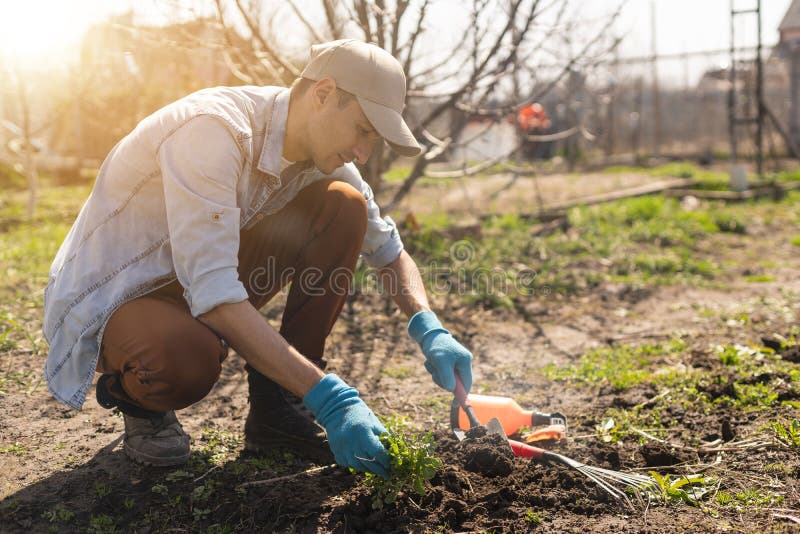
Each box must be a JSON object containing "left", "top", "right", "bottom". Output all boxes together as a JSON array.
[
  {"left": 597, "top": 472, "right": 652, "bottom": 489},
  {"left": 586, "top": 466, "right": 656, "bottom": 488},
  {"left": 535, "top": 450, "right": 655, "bottom": 508},
  {"left": 576, "top": 467, "right": 627, "bottom": 501}
]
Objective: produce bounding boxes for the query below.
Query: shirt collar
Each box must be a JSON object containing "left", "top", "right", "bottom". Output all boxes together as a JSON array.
[{"left": 257, "top": 87, "right": 291, "bottom": 178}]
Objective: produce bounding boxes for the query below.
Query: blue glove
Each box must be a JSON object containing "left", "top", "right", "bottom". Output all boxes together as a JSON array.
[
  {"left": 408, "top": 310, "right": 473, "bottom": 393},
  {"left": 303, "top": 374, "right": 391, "bottom": 478}
]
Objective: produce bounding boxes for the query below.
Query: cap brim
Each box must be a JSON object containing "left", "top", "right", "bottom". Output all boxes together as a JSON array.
[{"left": 357, "top": 96, "right": 421, "bottom": 157}]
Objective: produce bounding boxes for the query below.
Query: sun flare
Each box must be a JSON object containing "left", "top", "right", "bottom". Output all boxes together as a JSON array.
[{"left": 0, "top": 0, "right": 109, "bottom": 63}]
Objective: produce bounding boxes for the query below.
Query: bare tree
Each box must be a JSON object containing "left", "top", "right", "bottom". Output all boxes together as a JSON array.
[
  {"left": 205, "top": 1, "right": 624, "bottom": 201},
  {"left": 2, "top": 63, "right": 40, "bottom": 219}
]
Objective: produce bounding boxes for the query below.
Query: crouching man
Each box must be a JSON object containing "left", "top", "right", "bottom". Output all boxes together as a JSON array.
[{"left": 43, "top": 40, "right": 473, "bottom": 476}]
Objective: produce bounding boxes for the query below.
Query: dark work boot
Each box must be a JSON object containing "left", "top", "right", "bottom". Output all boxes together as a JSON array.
[
  {"left": 123, "top": 411, "right": 190, "bottom": 467},
  {"left": 96, "top": 374, "right": 190, "bottom": 467},
  {"left": 244, "top": 364, "right": 334, "bottom": 464}
]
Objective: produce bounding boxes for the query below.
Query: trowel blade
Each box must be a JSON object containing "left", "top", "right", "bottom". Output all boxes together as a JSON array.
[{"left": 486, "top": 418, "right": 506, "bottom": 436}]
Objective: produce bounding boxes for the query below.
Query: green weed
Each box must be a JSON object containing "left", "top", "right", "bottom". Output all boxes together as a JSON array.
[
  {"left": 244, "top": 450, "right": 296, "bottom": 474},
  {"left": 764, "top": 463, "right": 793, "bottom": 475},
  {"left": 771, "top": 418, "right": 800, "bottom": 448},
  {"left": 165, "top": 469, "right": 193, "bottom": 482},
  {"left": 363, "top": 416, "right": 443, "bottom": 510},
  {"left": 715, "top": 488, "right": 784, "bottom": 508},
  {"left": 41, "top": 503, "right": 74, "bottom": 523},
  {"left": 87, "top": 514, "right": 119, "bottom": 534},
  {"left": 524, "top": 509, "right": 545, "bottom": 524},
  {"left": 195, "top": 428, "right": 241, "bottom": 465},
  {"left": 730, "top": 383, "right": 779, "bottom": 411},
  {"left": 647, "top": 472, "right": 715, "bottom": 506},
  {"left": 94, "top": 481, "right": 112, "bottom": 498},
  {"left": 0, "top": 442, "right": 26, "bottom": 456}
]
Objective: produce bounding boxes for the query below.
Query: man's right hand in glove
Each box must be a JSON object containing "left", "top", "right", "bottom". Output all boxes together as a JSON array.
[{"left": 303, "top": 374, "right": 391, "bottom": 478}]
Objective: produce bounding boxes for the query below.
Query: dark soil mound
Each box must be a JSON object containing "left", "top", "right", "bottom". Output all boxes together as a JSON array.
[
  {"left": 459, "top": 426, "right": 515, "bottom": 477},
  {"left": 639, "top": 442, "right": 695, "bottom": 469}
]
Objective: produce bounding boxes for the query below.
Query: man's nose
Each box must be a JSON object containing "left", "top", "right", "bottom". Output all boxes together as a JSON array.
[{"left": 353, "top": 139, "right": 375, "bottom": 164}]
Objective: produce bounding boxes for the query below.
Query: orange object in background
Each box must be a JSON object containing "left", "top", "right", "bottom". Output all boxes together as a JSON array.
[
  {"left": 517, "top": 103, "right": 551, "bottom": 132},
  {"left": 456, "top": 393, "right": 566, "bottom": 437},
  {"left": 523, "top": 424, "right": 568, "bottom": 443}
]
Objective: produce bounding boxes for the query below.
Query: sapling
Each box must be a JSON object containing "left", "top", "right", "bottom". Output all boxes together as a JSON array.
[{"left": 361, "top": 416, "right": 443, "bottom": 509}]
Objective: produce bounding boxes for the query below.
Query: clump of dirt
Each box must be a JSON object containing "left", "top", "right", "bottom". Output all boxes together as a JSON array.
[
  {"left": 781, "top": 345, "right": 800, "bottom": 363},
  {"left": 761, "top": 335, "right": 800, "bottom": 363},
  {"left": 459, "top": 426, "right": 515, "bottom": 477},
  {"left": 639, "top": 442, "right": 696, "bottom": 469}
]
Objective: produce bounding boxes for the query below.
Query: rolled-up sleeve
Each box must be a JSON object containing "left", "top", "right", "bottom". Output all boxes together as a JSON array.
[{"left": 158, "top": 115, "right": 249, "bottom": 317}]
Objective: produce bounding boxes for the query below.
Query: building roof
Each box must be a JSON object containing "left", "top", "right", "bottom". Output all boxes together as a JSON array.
[{"left": 779, "top": 0, "right": 800, "bottom": 32}]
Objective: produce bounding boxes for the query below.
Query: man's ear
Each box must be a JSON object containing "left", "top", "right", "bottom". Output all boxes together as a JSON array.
[{"left": 311, "top": 78, "right": 337, "bottom": 111}]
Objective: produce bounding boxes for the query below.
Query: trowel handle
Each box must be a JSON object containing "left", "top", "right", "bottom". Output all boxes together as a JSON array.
[{"left": 454, "top": 372, "right": 482, "bottom": 429}]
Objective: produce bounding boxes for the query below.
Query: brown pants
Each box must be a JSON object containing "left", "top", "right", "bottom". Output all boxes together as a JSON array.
[{"left": 97, "top": 179, "right": 368, "bottom": 412}]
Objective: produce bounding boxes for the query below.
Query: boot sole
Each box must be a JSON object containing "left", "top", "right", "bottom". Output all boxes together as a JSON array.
[{"left": 124, "top": 442, "right": 191, "bottom": 467}]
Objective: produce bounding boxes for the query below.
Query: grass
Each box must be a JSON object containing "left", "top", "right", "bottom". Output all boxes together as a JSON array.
[
  {"left": 544, "top": 338, "right": 687, "bottom": 391},
  {"left": 744, "top": 274, "right": 775, "bottom": 283},
  {"left": 401, "top": 186, "right": 800, "bottom": 305},
  {"left": 381, "top": 365, "right": 416, "bottom": 379},
  {"left": 0, "top": 183, "right": 93, "bottom": 398},
  {"left": 572, "top": 339, "right": 800, "bottom": 444}
]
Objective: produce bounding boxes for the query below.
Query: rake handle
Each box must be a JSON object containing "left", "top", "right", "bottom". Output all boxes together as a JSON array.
[
  {"left": 453, "top": 372, "right": 482, "bottom": 429},
  {"left": 508, "top": 439, "right": 551, "bottom": 460}
]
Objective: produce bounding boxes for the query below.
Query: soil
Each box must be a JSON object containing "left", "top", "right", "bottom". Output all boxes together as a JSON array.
[
  {"left": 460, "top": 426, "right": 515, "bottom": 477},
  {"left": 2, "top": 175, "right": 800, "bottom": 532}
]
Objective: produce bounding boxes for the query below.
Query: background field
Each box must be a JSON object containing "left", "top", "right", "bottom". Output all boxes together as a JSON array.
[{"left": 1, "top": 163, "right": 799, "bottom": 532}]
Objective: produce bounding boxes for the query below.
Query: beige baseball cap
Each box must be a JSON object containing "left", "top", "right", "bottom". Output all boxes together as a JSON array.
[{"left": 300, "top": 39, "right": 421, "bottom": 157}]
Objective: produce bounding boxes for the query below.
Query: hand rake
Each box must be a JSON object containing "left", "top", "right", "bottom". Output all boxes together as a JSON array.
[{"left": 451, "top": 375, "right": 656, "bottom": 505}]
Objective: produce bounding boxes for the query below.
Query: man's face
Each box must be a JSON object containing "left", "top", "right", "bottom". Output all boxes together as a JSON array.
[{"left": 307, "top": 87, "right": 382, "bottom": 174}]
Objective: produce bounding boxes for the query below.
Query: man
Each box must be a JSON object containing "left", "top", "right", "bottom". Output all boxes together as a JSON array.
[{"left": 43, "top": 40, "right": 473, "bottom": 477}]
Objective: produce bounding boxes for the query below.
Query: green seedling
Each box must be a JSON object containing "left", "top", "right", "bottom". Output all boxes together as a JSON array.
[
  {"left": 94, "top": 481, "right": 112, "bottom": 498},
  {"left": 41, "top": 504, "right": 74, "bottom": 523},
  {"left": 362, "top": 416, "right": 443, "bottom": 510},
  {"left": 0, "top": 442, "right": 26, "bottom": 456},
  {"left": 771, "top": 418, "right": 800, "bottom": 448},
  {"left": 647, "top": 472, "right": 714, "bottom": 506},
  {"left": 717, "top": 488, "right": 785, "bottom": 508},
  {"left": 196, "top": 428, "right": 241, "bottom": 466},
  {"left": 524, "top": 509, "right": 544, "bottom": 525},
  {"left": 87, "top": 514, "right": 118, "bottom": 534}
]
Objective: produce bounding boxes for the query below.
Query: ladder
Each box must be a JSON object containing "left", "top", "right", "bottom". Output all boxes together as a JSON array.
[{"left": 728, "top": 0, "right": 764, "bottom": 180}]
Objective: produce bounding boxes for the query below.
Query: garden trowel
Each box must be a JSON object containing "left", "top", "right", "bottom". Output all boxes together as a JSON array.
[{"left": 450, "top": 372, "right": 508, "bottom": 442}]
